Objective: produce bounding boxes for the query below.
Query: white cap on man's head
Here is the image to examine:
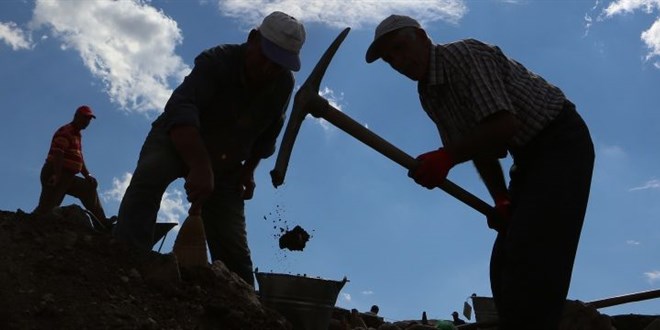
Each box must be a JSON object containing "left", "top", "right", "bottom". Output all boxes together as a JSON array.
[
  {"left": 259, "top": 11, "right": 306, "bottom": 71},
  {"left": 365, "top": 14, "right": 421, "bottom": 63}
]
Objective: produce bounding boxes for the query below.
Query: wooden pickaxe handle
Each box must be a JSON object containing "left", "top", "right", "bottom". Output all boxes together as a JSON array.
[
  {"left": 271, "top": 27, "right": 495, "bottom": 218},
  {"left": 308, "top": 95, "right": 497, "bottom": 218}
]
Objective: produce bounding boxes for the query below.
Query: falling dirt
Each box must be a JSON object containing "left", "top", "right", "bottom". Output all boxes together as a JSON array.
[
  {"left": 263, "top": 203, "right": 313, "bottom": 252},
  {"left": 278, "top": 225, "right": 310, "bottom": 251}
]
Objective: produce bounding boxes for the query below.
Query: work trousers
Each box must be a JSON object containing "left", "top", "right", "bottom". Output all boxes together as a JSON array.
[
  {"left": 491, "top": 101, "right": 595, "bottom": 330},
  {"left": 33, "top": 162, "right": 107, "bottom": 222},
  {"left": 114, "top": 127, "right": 255, "bottom": 286}
]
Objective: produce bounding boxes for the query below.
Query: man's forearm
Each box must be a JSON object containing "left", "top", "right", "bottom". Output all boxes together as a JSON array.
[
  {"left": 446, "top": 110, "right": 519, "bottom": 164},
  {"left": 473, "top": 157, "right": 508, "bottom": 200},
  {"left": 169, "top": 125, "right": 211, "bottom": 170},
  {"left": 81, "top": 162, "right": 90, "bottom": 177}
]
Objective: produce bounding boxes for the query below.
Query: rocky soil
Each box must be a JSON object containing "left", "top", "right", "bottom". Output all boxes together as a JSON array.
[
  {"left": 0, "top": 206, "right": 657, "bottom": 330},
  {"left": 0, "top": 206, "right": 290, "bottom": 330}
]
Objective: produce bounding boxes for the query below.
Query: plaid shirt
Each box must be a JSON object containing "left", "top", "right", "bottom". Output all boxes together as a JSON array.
[
  {"left": 46, "top": 123, "right": 87, "bottom": 175},
  {"left": 418, "top": 39, "right": 566, "bottom": 148}
]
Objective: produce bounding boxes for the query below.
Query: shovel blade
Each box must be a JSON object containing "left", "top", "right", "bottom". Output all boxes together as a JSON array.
[{"left": 172, "top": 215, "right": 208, "bottom": 268}]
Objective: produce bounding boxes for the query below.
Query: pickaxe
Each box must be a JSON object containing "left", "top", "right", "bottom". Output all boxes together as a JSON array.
[{"left": 271, "top": 27, "right": 497, "bottom": 219}]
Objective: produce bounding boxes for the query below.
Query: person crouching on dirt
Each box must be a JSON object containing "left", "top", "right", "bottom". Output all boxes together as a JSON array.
[
  {"left": 365, "top": 15, "right": 594, "bottom": 329},
  {"left": 113, "top": 11, "right": 306, "bottom": 287},
  {"left": 33, "top": 105, "right": 115, "bottom": 231}
]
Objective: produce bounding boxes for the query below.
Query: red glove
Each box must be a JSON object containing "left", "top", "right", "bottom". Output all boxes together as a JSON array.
[
  {"left": 409, "top": 148, "right": 455, "bottom": 189},
  {"left": 488, "top": 194, "right": 512, "bottom": 232}
]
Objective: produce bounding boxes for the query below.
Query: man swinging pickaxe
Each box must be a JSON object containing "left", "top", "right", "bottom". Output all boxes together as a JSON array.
[{"left": 271, "top": 28, "right": 497, "bottom": 220}]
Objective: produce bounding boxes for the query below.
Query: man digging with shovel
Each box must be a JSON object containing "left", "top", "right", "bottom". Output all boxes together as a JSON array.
[
  {"left": 114, "top": 11, "right": 306, "bottom": 287},
  {"left": 365, "top": 15, "right": 595, "bottom": 330}
]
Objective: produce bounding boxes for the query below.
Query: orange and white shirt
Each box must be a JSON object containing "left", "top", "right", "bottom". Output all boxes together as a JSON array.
[{"left": 46, "top": 123, "right": 88, "bottom": 175}]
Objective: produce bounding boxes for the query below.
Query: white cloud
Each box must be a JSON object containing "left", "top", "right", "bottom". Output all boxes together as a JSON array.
[
  {"left": 216, "top": 0, "right": 468, "bottom": 28},
  {"left": 626, "top": 239, "right": 641, "bottom": 245},
  {"left": 641, "top": 18, "right": 660, "bottom": 65},
  {"left": 629, "top": 179, "right": 660, "bottom": 191},
  {"left": 341, "top": 292, "right": 352, "bottom": 302},
  {"left": 0, "top": 21, "right": 33, "bottom": 50},
  {"left": 158, "top": 190, "right": 188, "bottom": 223},
  {"left": 599, "top": 144, "right": 627, "bottom": 159},
  {"left": 314, "top": 86, "right": 345, "bottom": 132},
  {"left": 31, "top": 0, "right": 190, "bottom": 115},
  {"left": 102, "top": 172, "right": 133, "bottom": 202},
  {"left": 584, "top": 13, "right": 594, "bottom": 36},
  {"left": 361, "top": 290, "right": 374, "bottom": 295},
  {"left": 601, "top": 0, "right": 660, "bottom": 67},
  {"left": 321, "top": 86, "right": 344, "bottom": 111},
  {"left": 644, "top": 270, "right": 660, "bottom": 283},
  {"left": 102, "top": 172, "right": 189, "bottom": 223},
  {"left": 603, "top": 0, "right": 660, "bottom": 16}
]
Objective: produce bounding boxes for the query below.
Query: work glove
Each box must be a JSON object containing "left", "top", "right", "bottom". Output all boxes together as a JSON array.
[
  {"left": 409, "top": 148, "right": 455, "bottom": 189},
  {"left": 488, "top": 194, "right": 512, "bottom": 233}
]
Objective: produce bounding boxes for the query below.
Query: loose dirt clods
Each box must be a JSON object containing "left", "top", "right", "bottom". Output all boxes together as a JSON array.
[
  {"left": 263, "top": 204, "right": 313, "bottom": 252},
  {"left": 278, "top": 225, "right": 310, "bottom": 251}
]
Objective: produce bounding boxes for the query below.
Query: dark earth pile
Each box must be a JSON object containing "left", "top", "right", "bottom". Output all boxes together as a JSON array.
[
  {"left": 0, "top": 206, "right": 290, "bottom": 330},
  {"left": 0, "top": 206, "right": 657, "bottom": 330}
]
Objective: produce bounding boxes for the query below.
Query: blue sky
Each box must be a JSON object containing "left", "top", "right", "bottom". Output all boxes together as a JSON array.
[{"left": 1, "top": 0, "right": 659, "bottom": 322}]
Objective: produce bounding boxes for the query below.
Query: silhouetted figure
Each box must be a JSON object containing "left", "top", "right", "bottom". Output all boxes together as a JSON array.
[
  {"left": 350, "top": 308, "right": 367, "bottom": 328},
  {"left": 33, "top": 105, "right": 115, "bottom": 231},
  {"left": 452, "top": 311, "right": 466, "bottom": 325},
  {"left": 366, "top": 14, "right": 594, "bottom": 329},
  {"left": 366, "top": 304, "right": 379, "bottom": 315},
  {"left": 114, "top": 11, "right": 306, "bottom": 287}
]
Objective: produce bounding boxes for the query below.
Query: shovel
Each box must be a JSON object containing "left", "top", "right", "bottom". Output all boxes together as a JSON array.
[{"left": 172, "top": 202, "right": 208, "bottom": 267}]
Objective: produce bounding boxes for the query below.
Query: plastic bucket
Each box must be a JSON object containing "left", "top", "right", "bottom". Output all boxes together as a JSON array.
[{"left": 255, "top": 272, "right": 347, "bottom": 330}]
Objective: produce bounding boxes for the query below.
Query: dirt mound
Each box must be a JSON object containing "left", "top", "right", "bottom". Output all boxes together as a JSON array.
[
  {"left": 0, "top": 206, "right": 657, "bottom": 330},
  {"left": 0, "top": 206, "right": 290, "bottom": 330}
]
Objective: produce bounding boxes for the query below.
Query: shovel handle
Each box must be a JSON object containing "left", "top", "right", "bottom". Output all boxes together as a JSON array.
[{"left": 309, "top": 96, "right": 497, "bottom": 218}]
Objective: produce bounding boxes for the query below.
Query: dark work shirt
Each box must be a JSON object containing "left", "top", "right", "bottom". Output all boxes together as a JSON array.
[{"left": 152, "top": 43, "right": 294, "bottom": 170}]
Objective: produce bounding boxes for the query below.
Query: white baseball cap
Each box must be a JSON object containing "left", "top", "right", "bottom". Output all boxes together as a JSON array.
[
  {"left": 365, "top": 14, "right": 421, "bottom": 63},
  {"left": 258, "top": 11, "right": 306, "bottom": 71}
]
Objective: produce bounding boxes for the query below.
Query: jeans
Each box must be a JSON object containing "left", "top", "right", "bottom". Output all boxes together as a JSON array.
[
  {"left": 33, "top": 162, "right": 107, "bottom": 222},
  {"left": 114, "top": 127, "right": 255, "bottom": 286},
  {"left": 490, "top": 102, "right": 595, "bottom": 330}
]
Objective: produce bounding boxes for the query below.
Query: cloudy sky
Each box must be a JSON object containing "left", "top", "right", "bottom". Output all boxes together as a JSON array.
[{"left": 1, "top": 0, "right": 659, "bottom": 322}]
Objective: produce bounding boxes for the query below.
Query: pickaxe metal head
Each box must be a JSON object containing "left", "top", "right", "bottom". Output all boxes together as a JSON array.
[{"left": 270, "top": 27, "right": 350, "bottom": 187}]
